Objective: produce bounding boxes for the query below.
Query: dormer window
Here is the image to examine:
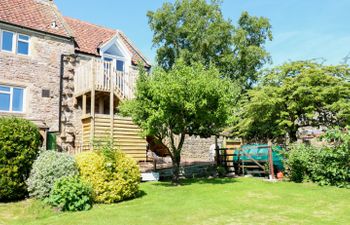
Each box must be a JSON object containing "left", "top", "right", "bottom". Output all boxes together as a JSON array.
[
  {"left": 100, "top": 34, "right": 131, "bottom": 73},
  {"left": 0, "top": 30, "right": 30, "bottom": 55}
]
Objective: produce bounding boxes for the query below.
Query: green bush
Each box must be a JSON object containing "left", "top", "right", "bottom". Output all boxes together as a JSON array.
[
  {"left": 311, "top": 129, "right": 350, "bottom": 187},
  {"left": 285, "top": 128, "right": 350, "bottom": 187},
  {"left": 76, "top": 145, "right": 141, "bottom": 203},
  {"left": 48, "top": 176, "right": 92, "bottom": 212},
  {"left": 26, "top": 151, "right": 79, "bottom": 199},
  {"left": 284, "top": 144, "right": 316, "bottom": 183},
  {"left": 0, "top": 117, "right": 41, "bottom": 201}
]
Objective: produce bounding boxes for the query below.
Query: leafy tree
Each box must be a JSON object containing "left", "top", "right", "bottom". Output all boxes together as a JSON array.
[
  {"left": 234, "top": 61, "right": 350, "bottom": 142},
  {"left": 121, "top": 62, "right": 238, "bottom": 183},
  {"left": 147, "top": 0, "right": 272, "bottom": 89}
]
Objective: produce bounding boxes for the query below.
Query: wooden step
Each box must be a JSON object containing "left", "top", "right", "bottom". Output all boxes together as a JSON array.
[
  {"left": 113, "top": 131, "right": 142, "bottom": 136},
  {"left": 114, "top": 134, "right": 145, "bottom": 140},
  {"left": 246, "top": 171, "right": 266, "bottom": 174},
  {"left": 241, "top": 165, "right": 262, "bottom": 169},
  {"left": 115, "top": 124, "right": 140, "bottom": 129},
  {"left": 117, "top": 141, "right": 146, "bottom": 146},
  {"left": 241, "top": 160, "right": 267, "bottom": 163},
  {"left": 114, "top": 127, "right": 141, "bottom": 132}
]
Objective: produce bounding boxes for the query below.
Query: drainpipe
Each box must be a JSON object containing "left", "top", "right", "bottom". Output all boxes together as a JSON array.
[{"left": 58, "top": 54, "right": 66, "bottom": 133}]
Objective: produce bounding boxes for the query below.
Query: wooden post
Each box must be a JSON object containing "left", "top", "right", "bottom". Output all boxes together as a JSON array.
[
  {"left": 90, "top": 59, "right": 96, "bottom": 149},
  {"left": 215, "top": 136, "right": 220, "bottom": 166},
  {"left": 99, "top": 97, "right": 104, "bottom": 114},
  {"left": 268, "top": 140, "right": 275, "bottom": 179},
  {"left": 110, "top": 62, "right": 114, "bottom": 143},
  {"left": 82, "top": 94, "right": 87, "bottom": 116},
  {"left": 223, "top": 148, "right": 227, "bottom": 170}
]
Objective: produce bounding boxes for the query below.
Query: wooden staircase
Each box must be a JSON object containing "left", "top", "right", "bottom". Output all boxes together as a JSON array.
[
  {"left": 81, "top": 115, "right": 147, "bottom": 162},
  {"left": 113, "top": 117, "right": 147, "bottom": 161}
]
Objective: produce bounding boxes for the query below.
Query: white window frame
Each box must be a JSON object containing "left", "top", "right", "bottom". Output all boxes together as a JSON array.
[
  {"left": 16, "top": 33, "right": 30, "bottom": 56},
  {"left": 0, "top": 30, "right": 15, "bottom": 53},
  {"left": 0, "top": 85, "right": 26, "bottom": 113},
  {"left": 0, "top": 29, "right": 30, "bottom": 56},
  {"left": 100, "top": 34, "right": 132, "bottom": 73},
  {"left": 103, "top": 53, "right": 126, "bottom": 72}
]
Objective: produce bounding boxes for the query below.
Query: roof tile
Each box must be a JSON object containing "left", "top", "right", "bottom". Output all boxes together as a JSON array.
[
  {"left": 64, "top": 17, "right": 150, "bottom": 67},
  {"left": 0, "top": 0, "right": 71, "bottom": 38}
]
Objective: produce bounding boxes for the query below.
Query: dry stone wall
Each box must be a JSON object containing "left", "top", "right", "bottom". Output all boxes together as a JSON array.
[{"left": 181, "top": 135, "right": 224, "bottom": 162}]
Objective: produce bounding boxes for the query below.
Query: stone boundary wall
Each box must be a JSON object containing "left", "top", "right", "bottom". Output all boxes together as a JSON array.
[{"left": 181, "top": 135, "right": 224, "bottom": 161}]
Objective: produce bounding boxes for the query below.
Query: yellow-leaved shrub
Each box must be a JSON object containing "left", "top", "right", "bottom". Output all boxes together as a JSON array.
[{"left": 75, "top": 148, "right": 141, "bottom": 204}]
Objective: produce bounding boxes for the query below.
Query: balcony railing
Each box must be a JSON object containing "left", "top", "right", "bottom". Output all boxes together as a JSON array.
[{"left": 74, "top": 59, "right": 137, "bottom": 99}]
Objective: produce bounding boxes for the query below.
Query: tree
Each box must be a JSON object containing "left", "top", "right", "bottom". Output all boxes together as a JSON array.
[
  {"left": 121, "top": 62, "right": 238, "bottom": 184},
  {"left": 234, "top": 61, "right": 350, "bottom": 142},
  {"left": 147, "top": 0, "right": 272, "bottom": 89}
]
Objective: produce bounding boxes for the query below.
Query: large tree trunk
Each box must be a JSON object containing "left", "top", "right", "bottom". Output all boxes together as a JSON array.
[
  {"left": 288, "top": 126, "right": 299, "bottom": 143},
  {"left": 169, "top": 132, "right": 185, "bottom": 185},
  {"left": 171, "top": 151, "right": 181, "bottom": 184}
]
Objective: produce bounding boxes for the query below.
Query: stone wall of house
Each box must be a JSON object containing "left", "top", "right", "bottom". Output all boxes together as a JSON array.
[
  {"left": 181, "top": 135, "right": 224, "bottom": 161},
  {"left": 0, "top": 24, "right": 76, "bottom": 150},
  {"left": 58, "top": 55, "right": 83, "bottom": 151}
]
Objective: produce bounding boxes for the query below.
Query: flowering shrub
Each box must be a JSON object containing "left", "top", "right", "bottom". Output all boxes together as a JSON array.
[
  {"left": 26, "top": 151, "right": 79, "bottom": 199},
  {"left": 76, "top": 145, "right": 141, "bottom": 203}
]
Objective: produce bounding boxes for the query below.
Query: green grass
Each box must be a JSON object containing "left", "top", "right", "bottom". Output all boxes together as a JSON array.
[{"left": 0, "top": 178, "right": 349, "bottom": 225}]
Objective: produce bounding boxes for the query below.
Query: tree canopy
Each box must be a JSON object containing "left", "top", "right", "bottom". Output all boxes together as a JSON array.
[
  {"left": 121, "top": 62, "right": 238, "bottom": 183},
  {"left": 234, "top": 61, "right": 350, "bottom": 142},
  {"left": 147, "top": 0, "right": 272, "bottom": 89}
]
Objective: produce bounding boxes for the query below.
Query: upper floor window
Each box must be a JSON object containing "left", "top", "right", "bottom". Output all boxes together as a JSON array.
[
  {"left": 0, "top": 85, "right": 25, "bottom": 113},
  {"left": 1, "top": 31, "right": 14, "bottom": 52},
  {"left": 116, "top": 60, "right": 124, "bottom": 72},
  {"left": 17, "top": 34, "right": 30, "bottom": 55},
  {"left": 1, "top": 30, "right": 30, "bottom": 55}
]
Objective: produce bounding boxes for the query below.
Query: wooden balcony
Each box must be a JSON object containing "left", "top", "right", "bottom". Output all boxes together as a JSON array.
[
  {"left": 74, "top": 59, "right": 137, "bottom": 100},
  {"left": 73, "top": 59, "right": 147, "bottom": 161}
]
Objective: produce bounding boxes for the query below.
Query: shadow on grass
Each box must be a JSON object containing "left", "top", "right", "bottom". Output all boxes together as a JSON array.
[
  {"left": 113, "top": 190, "right": 147, "bottom": 205},
  {"left": 135, "top": 190, "right": 147, "bottom": 199},
  {"left": 152, "top": 177, "right": 238, "bottom": 187}
]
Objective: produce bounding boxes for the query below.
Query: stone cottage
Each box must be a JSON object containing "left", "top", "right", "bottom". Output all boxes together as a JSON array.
[
  {"left": 0, "top": 0, "right": 151, "bottom": 159},
  {"left": 0, "top": 0, "right": 221, "bottom": 162}
]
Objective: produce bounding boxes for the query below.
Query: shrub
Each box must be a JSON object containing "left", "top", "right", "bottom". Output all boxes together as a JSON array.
[
  {"left": 0, "top": 117, "right": 41, "bottom": 201},
  {"left": 284, "top": 144, "right": 316, "bottom": 183},
  {"left": 76, "top": 145, "right": 141, "bottom": 203},
  {"left": 26, "top": 151, "right": 79, "bottom": 199},
  {"left": 311, "top": 129, "right": 350, "bottom": 187},
  {"left": 284, "top": 128, "right": 350, "bottom": 187},
  {"left": 48, "top": 176, "right": 92, "bottom": 212}
]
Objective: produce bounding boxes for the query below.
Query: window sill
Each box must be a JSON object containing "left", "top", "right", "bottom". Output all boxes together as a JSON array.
[
  {"left": 0, "top": 51, "right": 30, "bottom": 58},
  {"left": 0, "top": 111, "right": 26, "bottom": 116}
]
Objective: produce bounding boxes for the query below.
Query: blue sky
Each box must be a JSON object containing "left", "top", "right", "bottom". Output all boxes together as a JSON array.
[{"left": 56, "top": 0, "right": 350, "bottom": 66}]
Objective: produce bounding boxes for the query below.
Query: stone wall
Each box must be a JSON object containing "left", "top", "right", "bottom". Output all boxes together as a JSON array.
[
  {"left": 181, "top": 135, "right": 224, "bottom": 162},
  {"left": 0, "top": 23, "right": 75, "bottom": 150},
  {"left": 58, "top": 55, "right": 83, "bottom": 151}
]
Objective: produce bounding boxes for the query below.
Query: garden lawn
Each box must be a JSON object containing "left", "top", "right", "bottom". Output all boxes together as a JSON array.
[{"left": 0, "top": 178, "right": 349, "bottom": 225}]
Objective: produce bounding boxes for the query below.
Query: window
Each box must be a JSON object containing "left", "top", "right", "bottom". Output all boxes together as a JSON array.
[
  {"left": 0, "top": 30, "right": 30, "bottom": 55},
  {"left": 17, "top": 34, "right": 30, "bottom": 55},
  {"left": 1, "top": 31, "right": 14, "bottom": 52},
  {"left": 0, "top": 85, "right": 25, "bottom": 113},
  {"left": 104, "top": 57, "right": 113, "bottom": 62},
  {"left": 116, "top": 60, "right": 124, "bottom": 72}
]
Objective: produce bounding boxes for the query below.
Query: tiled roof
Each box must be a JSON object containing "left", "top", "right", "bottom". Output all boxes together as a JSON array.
[
  {"left": 64, "top": 17, "right": 151, "bottom": 67},
  {"left": 0, "top": 0, "right": 72, "bottom": 38},
  {"left": 0, "top": 0, "right": 150, "bottom": 67}
]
